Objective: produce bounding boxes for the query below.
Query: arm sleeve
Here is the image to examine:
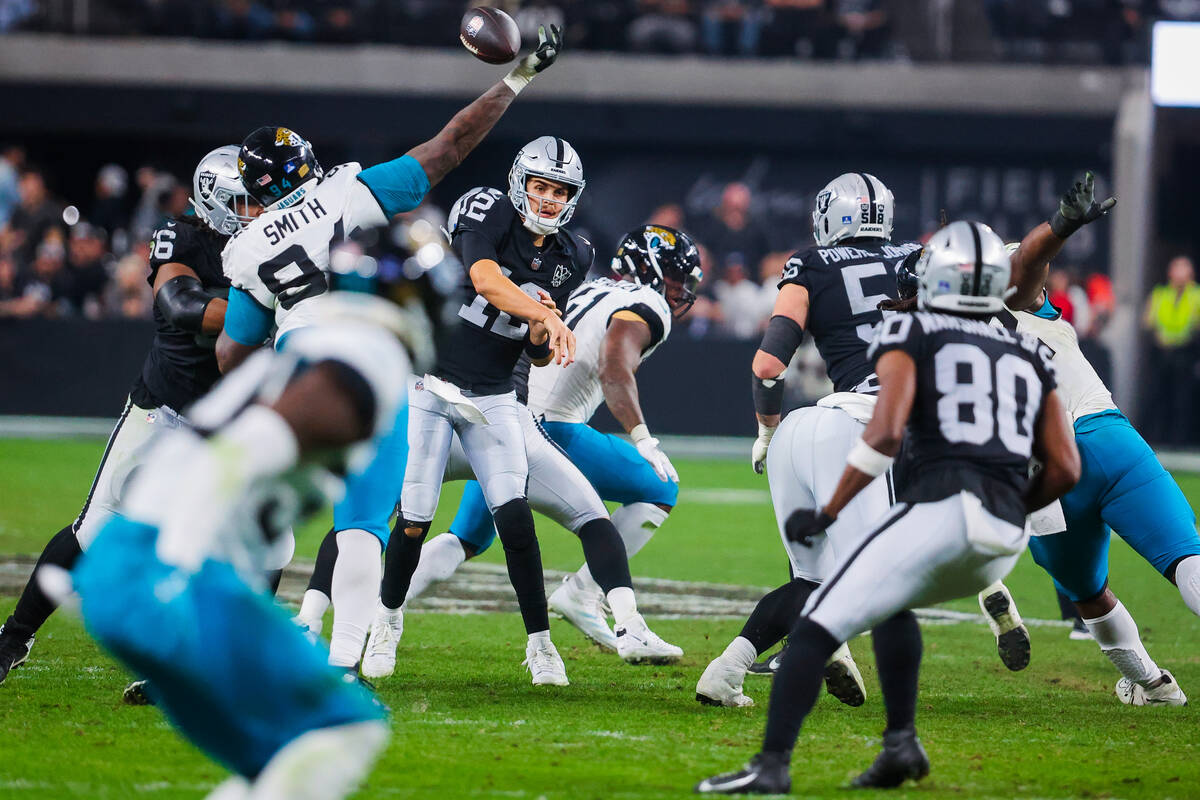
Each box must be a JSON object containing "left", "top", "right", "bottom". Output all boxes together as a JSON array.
[
  {"left": 357, "top": 155, "right": 431, "bottom": 218},
  {"left": 223, "top": 286, "right": 275, "bottom": 346}
]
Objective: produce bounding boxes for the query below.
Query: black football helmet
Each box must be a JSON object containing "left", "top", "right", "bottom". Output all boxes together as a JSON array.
[
  {"left": 896, "top": 246, "right": 922, "bottom": 300},
  {"left": 611, "top": 224, "right": 703, "bottom": 318},
  {"left": 238, "top": 126, "right": 323, "bottom": 207}
]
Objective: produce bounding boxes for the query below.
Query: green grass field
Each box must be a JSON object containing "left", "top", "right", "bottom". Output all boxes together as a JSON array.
[{"left": 2, "top": 437, "right": 1198, "bottom": 799}]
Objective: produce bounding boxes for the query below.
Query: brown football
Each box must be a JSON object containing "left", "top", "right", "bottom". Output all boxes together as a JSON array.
[{"left": 460, "top": 7, "right": 521, "bottom": 65}]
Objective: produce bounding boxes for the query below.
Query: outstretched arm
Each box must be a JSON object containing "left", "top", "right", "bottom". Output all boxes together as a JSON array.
[
  {"left": 1007, "top": 171, "right": 1115, "bottom": 310},
  {"left": 407, "top": 26, "right": 563, "bottom": 189}
]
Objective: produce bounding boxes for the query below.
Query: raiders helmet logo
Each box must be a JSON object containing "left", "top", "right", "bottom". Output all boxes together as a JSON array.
[
  {"left": 815, "top": 190, "right": 832, "bottom": 214},
  {"left": 552, "top": 264, "right": 571, "bottom": 288},
  {"left": 197, "top": 171, "right": 217, "bottom": 198}
]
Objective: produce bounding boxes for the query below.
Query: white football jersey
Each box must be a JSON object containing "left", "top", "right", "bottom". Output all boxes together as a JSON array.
[
  {"left": 222, "top": 162, "right": 387, "bottom": 342},
  {"left": 1000, "top": 308, "right": 1116, "bottom": 422},
  {"left": 527, "top": 278, "right": 672, "bottom": 424}
]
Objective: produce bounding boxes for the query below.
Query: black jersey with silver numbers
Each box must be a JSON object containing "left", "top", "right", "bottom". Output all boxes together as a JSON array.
[
  {"left": 868, "top": 310, "right": 1057, "bottom": 525},
  {"left": 779, "top": 239, "right": 921, "bottom": 393},
  {"left": 130, "top": 216, "right": 231, "bottom": 413},
  {"left": 438, "top": 187, "right": 592, "bottom": 394}
]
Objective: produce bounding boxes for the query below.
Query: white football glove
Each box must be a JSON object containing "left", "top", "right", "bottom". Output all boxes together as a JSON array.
[
  {"left": 503, "top": 24, "right": 563, "bottom": 95},
  {"left": 752, "top": 422, "right": 776, "bottom": 475},
  {"left": 631, "top": 424, "right": 679, "bottom": 483}
]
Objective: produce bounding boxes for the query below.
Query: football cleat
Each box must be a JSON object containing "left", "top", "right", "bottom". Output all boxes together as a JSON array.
[
  {"left": 615, "top": 614, "right": 683, "bottom": 665},
  {"left": 851, "top": 728, "right": 930, "bottom": 788},
  {"left": 0, "top": 624, "right": 34, "bottom": 685},
  {"left": 696, "top": 656, "right": 754, "bottom": 707},
  {"left": 523, "top": 639, "right": 569, "bottom": 686},
  {"left": 978, "top": 582, "right": 1031, "bottom": 671},
  {"left": 746, "top": 644, "right": 785, "bottom": 677},
  {"left": 695, "top": 752, "right": 791, "bottom": 794},
  {"left": 548, "top": 576, "right": 618, "bottom": 652},
  {"left": 122, "top": 679, "right": 156, "bottom": 706},
  {"left": 361, "top": 603, "right": 403, "bottom": 679},
  {"left": 1116, "top": 670, "right": 1188, "bottom": 706},
  {"left": 823, "top": 643, "right": 866, "bottom": 707}
]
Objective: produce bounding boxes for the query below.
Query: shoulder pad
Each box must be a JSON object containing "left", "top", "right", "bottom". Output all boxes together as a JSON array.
[
  {"left": 780, "top": 247, "right": 818, "bottom": 284},
  {"left": 447, "top": 186, "right": 512, "bottom": 237},
  {"left": 150, "top": 217, "right": 213, "bottom": 269},
  {"left": 563, "top": 230, "right": 596, "bottom": 271}
]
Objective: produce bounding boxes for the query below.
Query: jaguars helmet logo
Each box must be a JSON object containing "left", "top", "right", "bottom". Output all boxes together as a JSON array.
[
  {"left": 275, "top": 127, "right": 304, "bottom": 147},
  {"left": 237, "top": 157, "right": 246, "bottom": 176},
  {"left": 643, "top": 226, "right": 677, "bottom": 248}
]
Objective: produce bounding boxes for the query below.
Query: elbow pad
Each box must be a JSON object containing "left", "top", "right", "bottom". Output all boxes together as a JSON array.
[
  {"left": 758, "top": 315, "right": 805, "bottom": 365},
  {"left": 752, "top": 373, "right": 786, "bottom": 417},
  {"left": 157, "top": 275, "right": 216, "bottom": 333}
]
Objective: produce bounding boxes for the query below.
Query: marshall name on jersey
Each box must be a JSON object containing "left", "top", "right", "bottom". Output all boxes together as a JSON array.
[
  {"left": 131, "top": 216, "right": 231, "bottom": 414},
  {"left": 222, "top": 163, "right": 388, "bottom": 341},
  {"left": 780, "top": 239, "right": 921, "bottom": 393},
  {"left": 526, "top": 277, "right": 672, "bottom": 423},
  {"left": 869, "top": 310, "right": 1057, "bottom": 526},
  {"left": 992, "top": 298, "right": 1116, "bottom": 422},
  {"left": 438, "top": 187, "right": 592, "bottom": 395}
]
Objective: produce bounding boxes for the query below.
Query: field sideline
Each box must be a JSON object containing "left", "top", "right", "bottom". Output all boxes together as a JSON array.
[{"left": 1, "top": 437, "right": 1198, "bottom": 799}]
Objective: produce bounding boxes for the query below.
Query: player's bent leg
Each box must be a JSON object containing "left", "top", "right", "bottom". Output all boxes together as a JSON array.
[
  {"left": 0, "top": 524, "right": 82, "bottom": 685},
  {"left": 1173, "top": 555, "right": 1200, "bottom": 617},
  {"left": 1076, "top": 587, "right": 1186, "bottom": 706},
  {"left": 296, "top": 529, "right": 339, "bottom": 638},
  {"left": 977, "top": 580, "right": 1031, "bottom": 671}
]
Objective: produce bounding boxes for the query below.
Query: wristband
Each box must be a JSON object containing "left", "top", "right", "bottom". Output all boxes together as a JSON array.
[
  {"left": 1049, "top": 210, "right": 1081, "bottom": 240},
  {"left": 502, "top": 70, "right": 534, "bottom": 96},
  {"left": 630, "top": 423, "right": 652, "bottom": 443},
  {"left": 752, "top": 373, "right": 786, "bottom": 417},
  {"left": 846, "top": 437, "right": 894, "bottom": 477}
]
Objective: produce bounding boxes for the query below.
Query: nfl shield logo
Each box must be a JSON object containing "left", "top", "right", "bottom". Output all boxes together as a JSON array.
[{"left": 552, "top": 264, "right": 571, "bottom": 288}]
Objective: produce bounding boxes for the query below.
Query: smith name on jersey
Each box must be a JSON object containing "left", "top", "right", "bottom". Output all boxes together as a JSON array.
[
  {"left": 780, "top": 239, "right": 921, "bottom": 393},
  {"left": 222, "top": 160, "right": 425, "bottom": 344},
  {"left": 526, "top": 277, "right": 672, "bottom": 423},
  {"left": 869, "top": 310, "right": 1057, "bottom": 526},
  {"left": 131, "top": 216, "right": 231, "bottom": 414},
  {"left": 437, "top": 187, "right": 592, "bottom": 395}
]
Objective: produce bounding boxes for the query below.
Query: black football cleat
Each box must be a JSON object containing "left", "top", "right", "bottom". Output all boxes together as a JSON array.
[
  {"left": 0, "top": 624, "right": 35, "bottom": 686},
  {"left": 979, "top": 585, "right": 1031, "bottom": 671},
  {"left": 122, "top": 680, "right": 157, "bottom": 706},
  {"left": 695, "top": 752, "right": 791, "bottom": 794},
  {"left": 747, "top": 644, "right": 786, "bottom": 677},
  {"left": 851, "top": 728, "right": 930, "bottom": 789}
]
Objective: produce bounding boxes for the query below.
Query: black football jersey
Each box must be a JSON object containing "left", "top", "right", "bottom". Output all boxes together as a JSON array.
[
  {"left": 869, "top": 310, "right": 1057, "bottom": 526},
  {"left": 779, "top": 239, "right": 921, "bottom": 393},
  {"left": 437, "top": 187, "right": 592, "bottom": 395},
  {"left": 129, "top": 216, "right": 231, "bottom": 413}
]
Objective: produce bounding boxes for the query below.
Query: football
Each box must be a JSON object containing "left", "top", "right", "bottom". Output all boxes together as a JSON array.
[{"left": 459, "top": 7, "right": 521, "bottom": 65}]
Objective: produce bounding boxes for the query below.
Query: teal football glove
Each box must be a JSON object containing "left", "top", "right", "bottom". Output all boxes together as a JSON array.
[{"left": 1049, "top": 171, "right": 1116, "bottom": 239}]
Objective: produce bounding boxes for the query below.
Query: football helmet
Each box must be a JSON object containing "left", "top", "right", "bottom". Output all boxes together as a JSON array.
[
  {"left": 916, "top": 220, "right": 1011, "bottom": 314},
  {"left": 238, "top": 126, "right": 323, "bottom": 208},
  {"left": 189, "top": 145, "right": 255, "bottom": 236},
  {"left": 611, "top": 224, "right": 703, "bottom": 318},
  {"left": 508, "top": 136, "right": 585, "bottom": 236},
  {"left": 812, "top": 172, "right": 894, "bottom": 247}
]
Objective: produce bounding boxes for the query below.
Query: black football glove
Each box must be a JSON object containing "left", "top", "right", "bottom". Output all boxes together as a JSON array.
[
  {"left": 503, "top": 24, "right": 562, "bottom": 94},
  {"left": 1049, "top": 171, "right": 1116, "bottom": 239},
  {"left": 784, "top": 508, "right": 835, "bottom": 548}
]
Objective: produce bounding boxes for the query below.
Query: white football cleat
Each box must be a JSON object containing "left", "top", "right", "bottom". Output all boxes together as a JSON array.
[
  {"left": 696, "top": 656, "right": 754, "bottom": 707},
  {"left": 548, "top": 576, "right": 618, "bottom": 652},
  {"left": 523, "top": 639, "right": 569, "bottom": 686},
  {"left": 361, "top": 604, "right": 403, "bottom": 679},
  {"left": 823, "top": 643, "right": 866, "bottom": 707},
  {"left": 615, "top": 613, "right": 683, "bottom": 665},
  {"left": 1116, "top": 670, "right": 1188, "bottom": 706},
  {"left": 978, "top": 581, "right": 1031, "bottom": 671}
]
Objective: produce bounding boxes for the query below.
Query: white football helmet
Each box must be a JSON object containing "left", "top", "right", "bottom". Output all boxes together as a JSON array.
[
  {"left": 812, "top": 172, "right": 894, "bottom": 247},
  {"left": 508, "top": 136, "right": 585, "bottom": 236},
  {"left": 190, "top": 145, "right": 255, "bottom": 236},
  {"left": 917, "top": 220, "right": 1011, "bottom": 314}
]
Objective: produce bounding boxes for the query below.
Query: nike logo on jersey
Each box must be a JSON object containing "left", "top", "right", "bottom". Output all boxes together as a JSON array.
[{"left": 263, "top": 197, "right": 329, "bottom": 247}]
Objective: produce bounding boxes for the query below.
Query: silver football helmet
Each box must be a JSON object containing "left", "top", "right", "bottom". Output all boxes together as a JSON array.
[
  {"left": 190, "top": 145, "right": 255, "bottom": 236},
  {"left": 812, "top": 172, "right": 894, "bottom": 247},
  {"left": 508, "top": 136, "right": 585, "bottom": 236},
  {"left": 917, "top": 220, "right": 1011, "bottom": 314}
]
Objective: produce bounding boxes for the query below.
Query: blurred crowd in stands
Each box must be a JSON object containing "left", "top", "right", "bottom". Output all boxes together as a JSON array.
[
  {"left": 7, "top": 0, "right": 1200, "bottom": 65},
  {"left": 4, "top": 147, "right": 1198, "bottom": 444}
]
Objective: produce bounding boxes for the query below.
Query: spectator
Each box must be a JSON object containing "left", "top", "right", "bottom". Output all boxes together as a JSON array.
[
  {"left": 759, "top": 0, "right": 838, "bottom": 59},
  {"left": 647, "top": 202, "right": 687, "bottom": 230},
  {"left": 836, "top": 0, "right": 889, "bottom": 58},
  {"left": 1047, "top": 267, "right": 1075, "bottom": 324},
  {"left": 701, "top": 0, "right": 765, "bottom": 57},
  {"left": 1143, "top": 255, "right": 1200, "bottom": 445},
  {"left": 712, "top": 255, "right": 767, "bottom": 337},
  {"left": 3, "top": 167, "right": 63, "bottom": 268},
  {"left": 90, "top": 163, "right": 130, "bottom": 240},
  {"left": 63, "top": 222, "right": 112, "bottom": 318},
  {"left": 107, "top": 239, "right": 154, "bottom": 319},
  {"left": 695, "top": 181, "right": 771, "bottom": 285},
  {"left": 0, "top": 145, "right": 23, "bottom": 227},
  {"left": 130, "top": 168, "right": 178, "bottom": 242},
  {"left": 629, "top": 0, "right": 699, "bottom": 54}
]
